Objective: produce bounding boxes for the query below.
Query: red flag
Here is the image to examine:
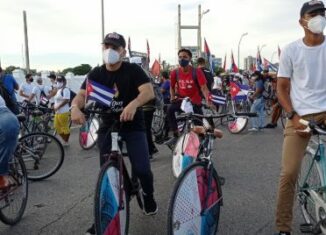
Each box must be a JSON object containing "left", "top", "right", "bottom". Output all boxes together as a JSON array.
[
  {"left": 278, "top": 45, "right": 281, "bottom": 59},
  {"left": 146, "top": 39, "right": 150, "bottom": 64},
  {"left": 231, "top": 51, "right": 239, "bottom": 73},
  {"left": 223, "top": 53, "right": 226, "bottom": 71},
  {"left": 229, "top": 82, "right": 241, "bottom": 98},
  {"left": 151, "top": 59, "right": 160, "bottom": 77}
]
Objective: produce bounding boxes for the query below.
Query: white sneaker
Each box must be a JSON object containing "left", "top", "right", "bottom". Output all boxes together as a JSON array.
[
  {"left": 62, "top": 141, "right": 70, "bottom": 147},
  {"left": 248, "top": 128, "right": 258, "bottom": 132}
]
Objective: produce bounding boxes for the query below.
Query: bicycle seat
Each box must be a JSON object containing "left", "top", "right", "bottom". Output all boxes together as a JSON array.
[
  {"left": 192, "top": 126, "right": 224, "bottom": 139},
  {"left": 16, "top": 114, "right": 26, "bottom": 122}
]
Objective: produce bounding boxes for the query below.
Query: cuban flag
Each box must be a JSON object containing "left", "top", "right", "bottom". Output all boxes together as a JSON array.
[
  {"left": 210, "top": 92, "right": 226, "bottom": 105},
  {"left": 86, "top": 79, "right": 116, "bottom": 107},
  {"left": 204, "top": 38, "right": 214, "bottom": 75},
  {"left": 230, "top": 82, "right": 250, "bottom": 102},
  {"left": 263, "top": 58, "right": 278, "bottom": 72},
  {"left": 256, "top": 47, "right": 263, "bottom": 72}
]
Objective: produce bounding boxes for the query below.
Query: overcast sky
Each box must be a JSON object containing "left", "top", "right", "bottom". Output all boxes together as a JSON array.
[{"left": 0, "top": 0, "right": 310, "bottom": 71}]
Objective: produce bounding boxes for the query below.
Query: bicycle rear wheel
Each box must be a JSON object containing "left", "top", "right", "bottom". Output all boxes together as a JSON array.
[
  {"left": 0, "top": 155, "right": 28, "bottom": 225},
  {"left": 297, "top": 143, "right": 324, "bottom": 233},
  {"left": 79, "top": 116, "right": 99, "bottom": 150},
  {"left": 94, "top": 161, "right": 129, "bottom": 235},
  {"left": 227, "top": 116, "right": 248, "bottom": 134},
  {"left": 19, "top": 132, "right": 64, "bottom": 181},
  {"left": 168, "top": 162, "right": 222, "bottom": 235}
]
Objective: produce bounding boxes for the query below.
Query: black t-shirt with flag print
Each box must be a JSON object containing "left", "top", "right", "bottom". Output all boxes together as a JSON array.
[{"left": 81, "top": 62, "right": 150, "bottom": 132}]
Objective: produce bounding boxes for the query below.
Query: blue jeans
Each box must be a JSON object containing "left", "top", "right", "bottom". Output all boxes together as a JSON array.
[
  {"left": 97, "top": 129, "right": 154, "bottom": 195},
  {"left": 250, "top": 97, "right": 265, "bottom": 129},
  {"left": 0, "top": 108, "right": 20, "bottom": 175}
]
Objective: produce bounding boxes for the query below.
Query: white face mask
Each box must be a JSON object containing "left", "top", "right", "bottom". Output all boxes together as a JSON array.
[
  {"left": 56, "top": 82, "right": 64, "bottom": 88},
  {"left": 103, "top": 48, "right": 121, "bottom": 65},
  {"left": 305, "top": 15, "right": 326, "bottom": 34}
]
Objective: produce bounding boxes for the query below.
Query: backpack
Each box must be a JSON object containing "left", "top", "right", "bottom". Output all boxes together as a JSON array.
[
  {"left": 200, "top": 68, "right": 214, "bottom": 92},
  {"left": 0, "top": 78, "right": 19, "bottom": 114},
  {"left": 175, "top": 68, "right": 205, "bottom": 98},
  {"left": 60, "top": 87, "right": 77, "bottom": 106}
]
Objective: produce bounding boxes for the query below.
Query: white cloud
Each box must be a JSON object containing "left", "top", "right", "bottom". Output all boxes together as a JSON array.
[{"left": 0, "top": 0, "right": 312, "bottom": 70}]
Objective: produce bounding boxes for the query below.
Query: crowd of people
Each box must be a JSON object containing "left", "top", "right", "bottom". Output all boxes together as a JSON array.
[{"left": 1, "top": 1, "right": 326, "bottom": 234}]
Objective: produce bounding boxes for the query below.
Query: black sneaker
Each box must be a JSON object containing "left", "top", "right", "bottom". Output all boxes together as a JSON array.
[
  {"left": 151, "top": 147, "right": 159, "bottom": 155},
  {"left": 265, "top": 123, "right": 277, "bottom": 128},
  {"left": 85, "top": 224, "right": 95, "bottom": 235},
  {"left": 143, "top": 193, "right": 158, "bottom": 216}
]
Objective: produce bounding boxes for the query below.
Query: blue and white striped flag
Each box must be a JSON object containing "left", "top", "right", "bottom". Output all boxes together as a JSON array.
[
  {"left": 86, "top": 79, "right": 116, "bottom": 107},
  {"left": 211, "top": 93, "right": 227, "bottom": 105}
]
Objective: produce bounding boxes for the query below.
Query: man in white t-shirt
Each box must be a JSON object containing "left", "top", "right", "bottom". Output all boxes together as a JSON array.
[
  {"left": 274, "top": 1, "right": 326, "bottom": 235},
  {"left": 28, "top": 77, "right": 51, "bottom": 106},
  {"left": 19, "top": 73, "right": 35, "bottom": 102}
]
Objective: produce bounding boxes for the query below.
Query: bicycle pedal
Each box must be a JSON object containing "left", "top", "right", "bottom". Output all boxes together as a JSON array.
[{"left": 300, "top": 223, "right": 313, "bottom": 233}]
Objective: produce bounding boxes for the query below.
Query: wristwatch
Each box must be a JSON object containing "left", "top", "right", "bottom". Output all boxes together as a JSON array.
[{"left": 285, "top": 110, "right": 297, "bottom": 120}]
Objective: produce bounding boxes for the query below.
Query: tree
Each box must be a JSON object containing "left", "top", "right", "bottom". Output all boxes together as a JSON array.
[{"left": 72, "top": 64, "right": 92, "bottom": 75}]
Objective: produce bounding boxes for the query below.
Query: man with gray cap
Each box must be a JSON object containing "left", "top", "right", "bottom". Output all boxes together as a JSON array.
[
  {"left": 275, "top": 1, "right": 326, "bottom": 234},
  {"left": 71, "top": 32, "right": 157, "bottom": 235}
]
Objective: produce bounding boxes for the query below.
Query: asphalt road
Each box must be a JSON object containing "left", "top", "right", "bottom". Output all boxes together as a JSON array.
[{"left": 0, "top": 120, "right": 304, "bottom": 235}]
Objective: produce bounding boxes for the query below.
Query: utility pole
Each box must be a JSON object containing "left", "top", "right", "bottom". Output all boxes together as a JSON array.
[
  {"left": 101, "top": 0, "right": 105, "bottom": 40},
  {"left": 23, "top": 10, "right": 30, "bottom": 73}
]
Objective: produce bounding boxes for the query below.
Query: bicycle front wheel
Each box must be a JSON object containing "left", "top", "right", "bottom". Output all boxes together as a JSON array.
[
  {"left": 0, "top": 155, "right": 28, "bottom": 225},
  {"left": 79, "top": 116, "right": 99, "bottom": 150},
  {"left": 227, "top": 116, "right": 248, "bottom": 134},
  {"left": 94, "top": 161, "right": 129, "bottom": 235},
  {"left": 19, "top": 132, "right": 64, "bottom": 181},
  {"left": 168, "top": 162, "right": 222, "bottom": 235},
  {"left": 297, "top": 143, "right": 324, "bottom": 233}
]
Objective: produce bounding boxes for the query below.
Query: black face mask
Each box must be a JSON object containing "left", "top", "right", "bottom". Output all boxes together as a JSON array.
[
  {"left": 179, "top": 59, "right": 190, "bottom": 67},
  {"left": 29, "top": 78, "right": 34, "bottom": 82}
]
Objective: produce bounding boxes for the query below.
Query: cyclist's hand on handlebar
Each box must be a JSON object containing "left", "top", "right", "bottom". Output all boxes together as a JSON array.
[
  {"left": 120, "top": 102, "right": 137, "bottom": 122},
  {"left": 71, "top": 107, "right": 86, "bottom": 125},
  {"left": 293, "top": 114, "right": 310, "bottom": 138}
]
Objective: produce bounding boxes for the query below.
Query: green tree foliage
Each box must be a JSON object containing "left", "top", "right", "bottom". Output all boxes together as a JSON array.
[{"left": 73, "top": 64, "right": 92, "bottom": 75}]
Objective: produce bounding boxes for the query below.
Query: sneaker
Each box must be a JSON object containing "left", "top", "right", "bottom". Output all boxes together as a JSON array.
[
  {"left": 143, "top": 193, "right": 158, "bottom": 216},
  {"left": 151, "top": 147, "right": 159, "bottom": 155},
  {"left": 248, "top": 128, "right": 258, "bottom": 132},
  {"left": 85, "top": 224, "right": 95, "bottom": 235},
  {"left": 62, "top": 141, "right": 70, "bottom": 147},
  {"left": 273, "top": 232, "right": 291, "bottom": 235},
  {"left": 265, "top": 123, "right": 277, "bottom": 128}
]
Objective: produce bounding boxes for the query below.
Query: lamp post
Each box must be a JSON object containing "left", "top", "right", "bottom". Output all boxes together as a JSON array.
[
  {"left": 198, "top": 6, "right": 210, "bottom": 57},
  {"left": 237, "top": 32, "right": 248, "bottom": 70},
  {"left": 101, "top": 0, "right": 105, "bottom": 40}
]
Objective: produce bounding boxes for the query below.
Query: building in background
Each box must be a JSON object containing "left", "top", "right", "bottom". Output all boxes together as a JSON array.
[{"left": 244, "top": 56, "right": 256, "bottom": 71}]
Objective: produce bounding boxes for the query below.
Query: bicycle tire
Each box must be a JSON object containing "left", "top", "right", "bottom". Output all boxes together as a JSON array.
[
  {"left": 94, "top": 161, "right": 130, "bottom": 235},
  {"left": 227, "top": 116, "right": 248, "bottom": 134},
  {"left": 0, "top": 155, "right": 28, "bottom": 225},
  {"left": 167, "top": 161, "right": 222, "bottom": 235},
  {"left": 79, "top": 116, "right": 99, "bottom": 150},
  {"left": 19, "top": 132, "right": 64, "bottom": 181},
  {"left": 297, "top": 144, "right": 324, "bottom": 234}
]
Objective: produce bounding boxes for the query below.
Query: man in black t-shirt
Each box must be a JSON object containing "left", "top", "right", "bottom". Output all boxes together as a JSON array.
[{"left": 71, "top": 32, "right": 157, "bottom": 235}]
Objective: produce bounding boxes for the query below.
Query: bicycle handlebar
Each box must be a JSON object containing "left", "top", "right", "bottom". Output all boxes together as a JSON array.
[{"left": 299, "top": 119, "right": 326, "bottom": 135}]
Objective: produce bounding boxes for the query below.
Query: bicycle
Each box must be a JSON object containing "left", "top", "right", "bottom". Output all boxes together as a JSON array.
[
  {"left": 17, "top": 114, "right": 65, "bottom": 181},
  {"left": 90, "top": 109, "right": 144, "bottom": 235},
  {"left": 167, "top": 112, "right": 227, "bottom": 235},
  {"left": 0, "top": 139, "right": 28, "bottom": 225},
  {"left": 296, "top": 119, "right": 326, "bottom": 234},
  {"left": 79, "top": 104, "right": 100, "bottom": 150}
]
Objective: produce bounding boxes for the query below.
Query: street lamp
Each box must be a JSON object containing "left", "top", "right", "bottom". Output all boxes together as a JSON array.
[
  {"left": 101, "top": 0, "right": 104, "bottom": 40},
  {"left": 237, "top": 32, "right": 248, "bottom": 70},
  {"left": 198, "top": 6, "right": 210, "bottom": 56}
]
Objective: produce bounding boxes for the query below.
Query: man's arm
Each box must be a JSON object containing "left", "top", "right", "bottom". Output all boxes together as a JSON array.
[
  {"left": 277, "top": 78, "right": 292, "bottom": 112},
  {"left": 120, "top": 83, "right": 154, "bottom": 121},
  {"left": 19, "top": 88, "right": 29, "bottom": 99},
  {"left": 200, "top": 84, "right": 210, "bottom": 103},
  {"left": 70, "top": 89, "right": 87, "bottom": 125}
]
